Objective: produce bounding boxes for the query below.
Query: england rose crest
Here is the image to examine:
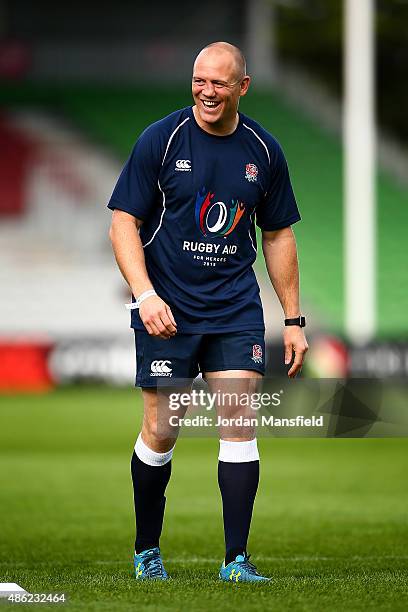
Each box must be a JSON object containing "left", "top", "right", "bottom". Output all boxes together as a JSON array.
[
  {"left": 245, "top": 163, "right": 258, "bottom": 183},
  {"left": 251, "top": 344, "right": 263, "bottom": 363}
]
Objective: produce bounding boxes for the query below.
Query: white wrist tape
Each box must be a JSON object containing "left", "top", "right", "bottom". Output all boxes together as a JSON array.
[{"left": 125, "top": 289, "right": 157, "bottom": 310}]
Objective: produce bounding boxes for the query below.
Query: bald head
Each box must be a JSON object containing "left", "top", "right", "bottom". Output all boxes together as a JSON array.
[
  {"left": 195, "top": 41, "right": 247, "bottom": 81},
  {"left": 191, "top": 41, "right": 251, "bottom": 135}
]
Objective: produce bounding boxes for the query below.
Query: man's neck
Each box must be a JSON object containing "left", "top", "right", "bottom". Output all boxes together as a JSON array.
[{"left": 192, "top": 106, "right": 239, "bottom": 136}]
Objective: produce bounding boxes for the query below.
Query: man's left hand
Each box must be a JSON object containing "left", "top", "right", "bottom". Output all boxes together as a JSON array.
[{"left": 284, "top": 326, "right": 308, "bottom": 378}]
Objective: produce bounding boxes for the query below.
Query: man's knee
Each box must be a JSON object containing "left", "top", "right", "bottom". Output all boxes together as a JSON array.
[{"left": 141, "top": 389, "right": 177, "bottom": 450}]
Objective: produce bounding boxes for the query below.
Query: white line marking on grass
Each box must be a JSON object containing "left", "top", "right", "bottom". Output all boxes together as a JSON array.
[
  {"left": 2, "top": 555, "right": 407, "bottom": 568},
  {"left": 80, "top": 555, "right": 408, "bottom": 565}
]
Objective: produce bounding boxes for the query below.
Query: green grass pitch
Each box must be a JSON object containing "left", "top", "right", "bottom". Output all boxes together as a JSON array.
[{"left": 0, "top": 386, "right": 407, "bottom": 611}]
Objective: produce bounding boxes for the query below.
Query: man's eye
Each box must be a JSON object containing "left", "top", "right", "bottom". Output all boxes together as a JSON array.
[{"left": 193, "top": 79, "right": 204, "bottom": 85}]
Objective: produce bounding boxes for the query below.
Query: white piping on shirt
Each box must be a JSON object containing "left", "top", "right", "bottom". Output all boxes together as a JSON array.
[
  {"left": 243, "top": 123, "right": 270, "bottom": 165},
  {"left": 162, "top": 116, "right": 190, "bottom": 165},
  {"left": 142, "top": 180, "right": 166, "bottom": 248},
  {"left": 248, "top": 210, "right": 257, "bottom": 253},
  {"left": 142, "top": 116, "right": 190, "bottom": 248},
  {"left": 243, "top": 124, "right": 271, "bottom": 249}
]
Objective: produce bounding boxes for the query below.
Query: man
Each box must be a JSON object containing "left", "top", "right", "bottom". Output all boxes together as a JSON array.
[{"left": 108, "top": 41, "right": 308, "bottom": 583}]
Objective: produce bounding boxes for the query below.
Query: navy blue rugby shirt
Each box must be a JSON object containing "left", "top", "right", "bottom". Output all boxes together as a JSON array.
[{"left": 107, "top": 106, "right": 300, "bottom": 333}]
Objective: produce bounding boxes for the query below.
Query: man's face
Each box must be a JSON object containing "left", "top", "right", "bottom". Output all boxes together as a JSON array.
[{"left": 192, "top": 50, "right": 250, "bottom": 131}]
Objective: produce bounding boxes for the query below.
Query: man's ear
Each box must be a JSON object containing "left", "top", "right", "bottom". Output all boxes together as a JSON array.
[{"left": 240, "top": 76, "right": 251, "bottom": 97}]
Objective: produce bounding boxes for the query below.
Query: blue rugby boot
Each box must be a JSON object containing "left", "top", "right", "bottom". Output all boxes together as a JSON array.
[
  {"left": 219, "top": 553, "right": 271, "bottom": 583},
  {"left": 134, "top": 547, "right": 169, "bottom": 580}
]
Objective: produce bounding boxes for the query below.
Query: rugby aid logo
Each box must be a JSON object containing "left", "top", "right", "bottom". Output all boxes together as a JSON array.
[
  {"left": 150, "top": 360, "right": 173, "bottom": 377},
  {"left": 195, "top": 188, "right": 246, "bottom": 238}
]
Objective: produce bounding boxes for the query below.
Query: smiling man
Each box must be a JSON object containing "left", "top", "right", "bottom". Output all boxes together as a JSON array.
[
  {"left": 192, "top": 43, "right": 247, "bottom": 134},
  {"left": 108, "top": 41, "right": 308, "bottom": 583}
]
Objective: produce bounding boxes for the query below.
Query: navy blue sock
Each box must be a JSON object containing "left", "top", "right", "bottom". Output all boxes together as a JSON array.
[
  {"left": 131, "top": 451, "right": 171, "bottom": 553},
  {"left": 218, "top": 460, "right": 259, "bottom": 565}
]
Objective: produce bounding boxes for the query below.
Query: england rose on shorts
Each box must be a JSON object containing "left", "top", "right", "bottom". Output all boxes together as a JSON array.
[{"left": 108, "top": 106, "right": 300, "bottom": 333}]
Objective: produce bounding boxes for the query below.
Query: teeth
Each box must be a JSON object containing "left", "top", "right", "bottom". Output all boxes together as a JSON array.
[{"left": 203, "top": 101, "right": 218, "bottom": 107}]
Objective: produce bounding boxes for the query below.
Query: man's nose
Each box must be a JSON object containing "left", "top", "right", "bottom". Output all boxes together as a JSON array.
[{"left": 202, "top": 81, "right": 216, "bottom": 97}]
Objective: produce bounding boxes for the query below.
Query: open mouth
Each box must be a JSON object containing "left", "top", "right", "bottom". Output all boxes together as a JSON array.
[{"left": 201, "top": 100, "right": 221, "bottom": 110}]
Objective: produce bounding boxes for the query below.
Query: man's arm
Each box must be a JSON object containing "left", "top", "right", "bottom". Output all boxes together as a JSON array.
[
  {"left": 109, "top": 209, "right": 177, "bottom": 339},
  {"left": 262, "top": 226, "right": 308, "bottom": 377}
]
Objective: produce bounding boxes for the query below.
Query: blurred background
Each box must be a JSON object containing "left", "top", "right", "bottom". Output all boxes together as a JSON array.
[
  {"left": 0, "top": 0, "right": 408, "bottom": 390},
  {"left": 1, "top": 3, "right": 407, "bottom": 609}
]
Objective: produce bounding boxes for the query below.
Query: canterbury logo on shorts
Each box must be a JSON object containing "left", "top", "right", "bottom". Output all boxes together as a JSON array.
[
  {"left": 150, "top": 360, "right": 173, "bottom": 376},
  {"left": 175, "top": 159, "right": 191, "bottom": 171}
]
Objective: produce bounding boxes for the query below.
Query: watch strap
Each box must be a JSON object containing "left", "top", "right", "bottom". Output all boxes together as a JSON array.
[{"left": 285, "top": 315, "right": 306, "bottom": 327}]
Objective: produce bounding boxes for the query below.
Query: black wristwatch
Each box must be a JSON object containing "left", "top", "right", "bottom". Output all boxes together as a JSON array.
[{"left": 284, "top": 315, "right": 306, "bottom": 328}]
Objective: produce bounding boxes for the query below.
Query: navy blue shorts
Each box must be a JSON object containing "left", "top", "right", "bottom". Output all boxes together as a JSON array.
[{"left": 134, "top": 330, "right": 265, "bottom": 388}]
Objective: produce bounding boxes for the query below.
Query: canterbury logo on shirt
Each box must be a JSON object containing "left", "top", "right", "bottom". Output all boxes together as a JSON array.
[
  {"left": 150, "top": 360, "right": 173, "bottom": 376},
  {"left": 175, "top": 159, "right": 191, "bottom": 171}
]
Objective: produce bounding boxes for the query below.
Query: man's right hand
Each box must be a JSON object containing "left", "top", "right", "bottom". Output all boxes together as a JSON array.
[{"left": 139, "top": 295, "right": 177, "bottom": 339}]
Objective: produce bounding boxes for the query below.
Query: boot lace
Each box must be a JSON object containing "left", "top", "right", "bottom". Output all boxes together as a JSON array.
[
  {"left": 237, "top": 554, "right": 260, "bottom": 576},
  {"left": 144, "top": 553, "right": 166, "bottom": 578}
]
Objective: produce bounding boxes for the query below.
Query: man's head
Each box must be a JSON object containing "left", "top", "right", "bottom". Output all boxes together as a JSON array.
[{"left": 192, "top": 42, "right": 250, "bottom": 134}]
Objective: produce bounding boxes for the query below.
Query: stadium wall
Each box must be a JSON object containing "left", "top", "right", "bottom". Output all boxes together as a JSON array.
[{"left": 3, "top": 336, "right": 408, "bottom": 392}]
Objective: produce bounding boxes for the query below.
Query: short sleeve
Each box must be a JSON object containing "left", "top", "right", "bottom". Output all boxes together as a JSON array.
[
  {"left": 107, "top": 126, "right": 161, "bottom": 220},
  {"left": 256, "top": 143, "right": 301, "bottom": 231}
]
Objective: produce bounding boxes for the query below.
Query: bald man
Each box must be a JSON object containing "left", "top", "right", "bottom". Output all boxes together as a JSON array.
[{"left": 108, "top": 41, "right": 308, "bottom": 583}]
